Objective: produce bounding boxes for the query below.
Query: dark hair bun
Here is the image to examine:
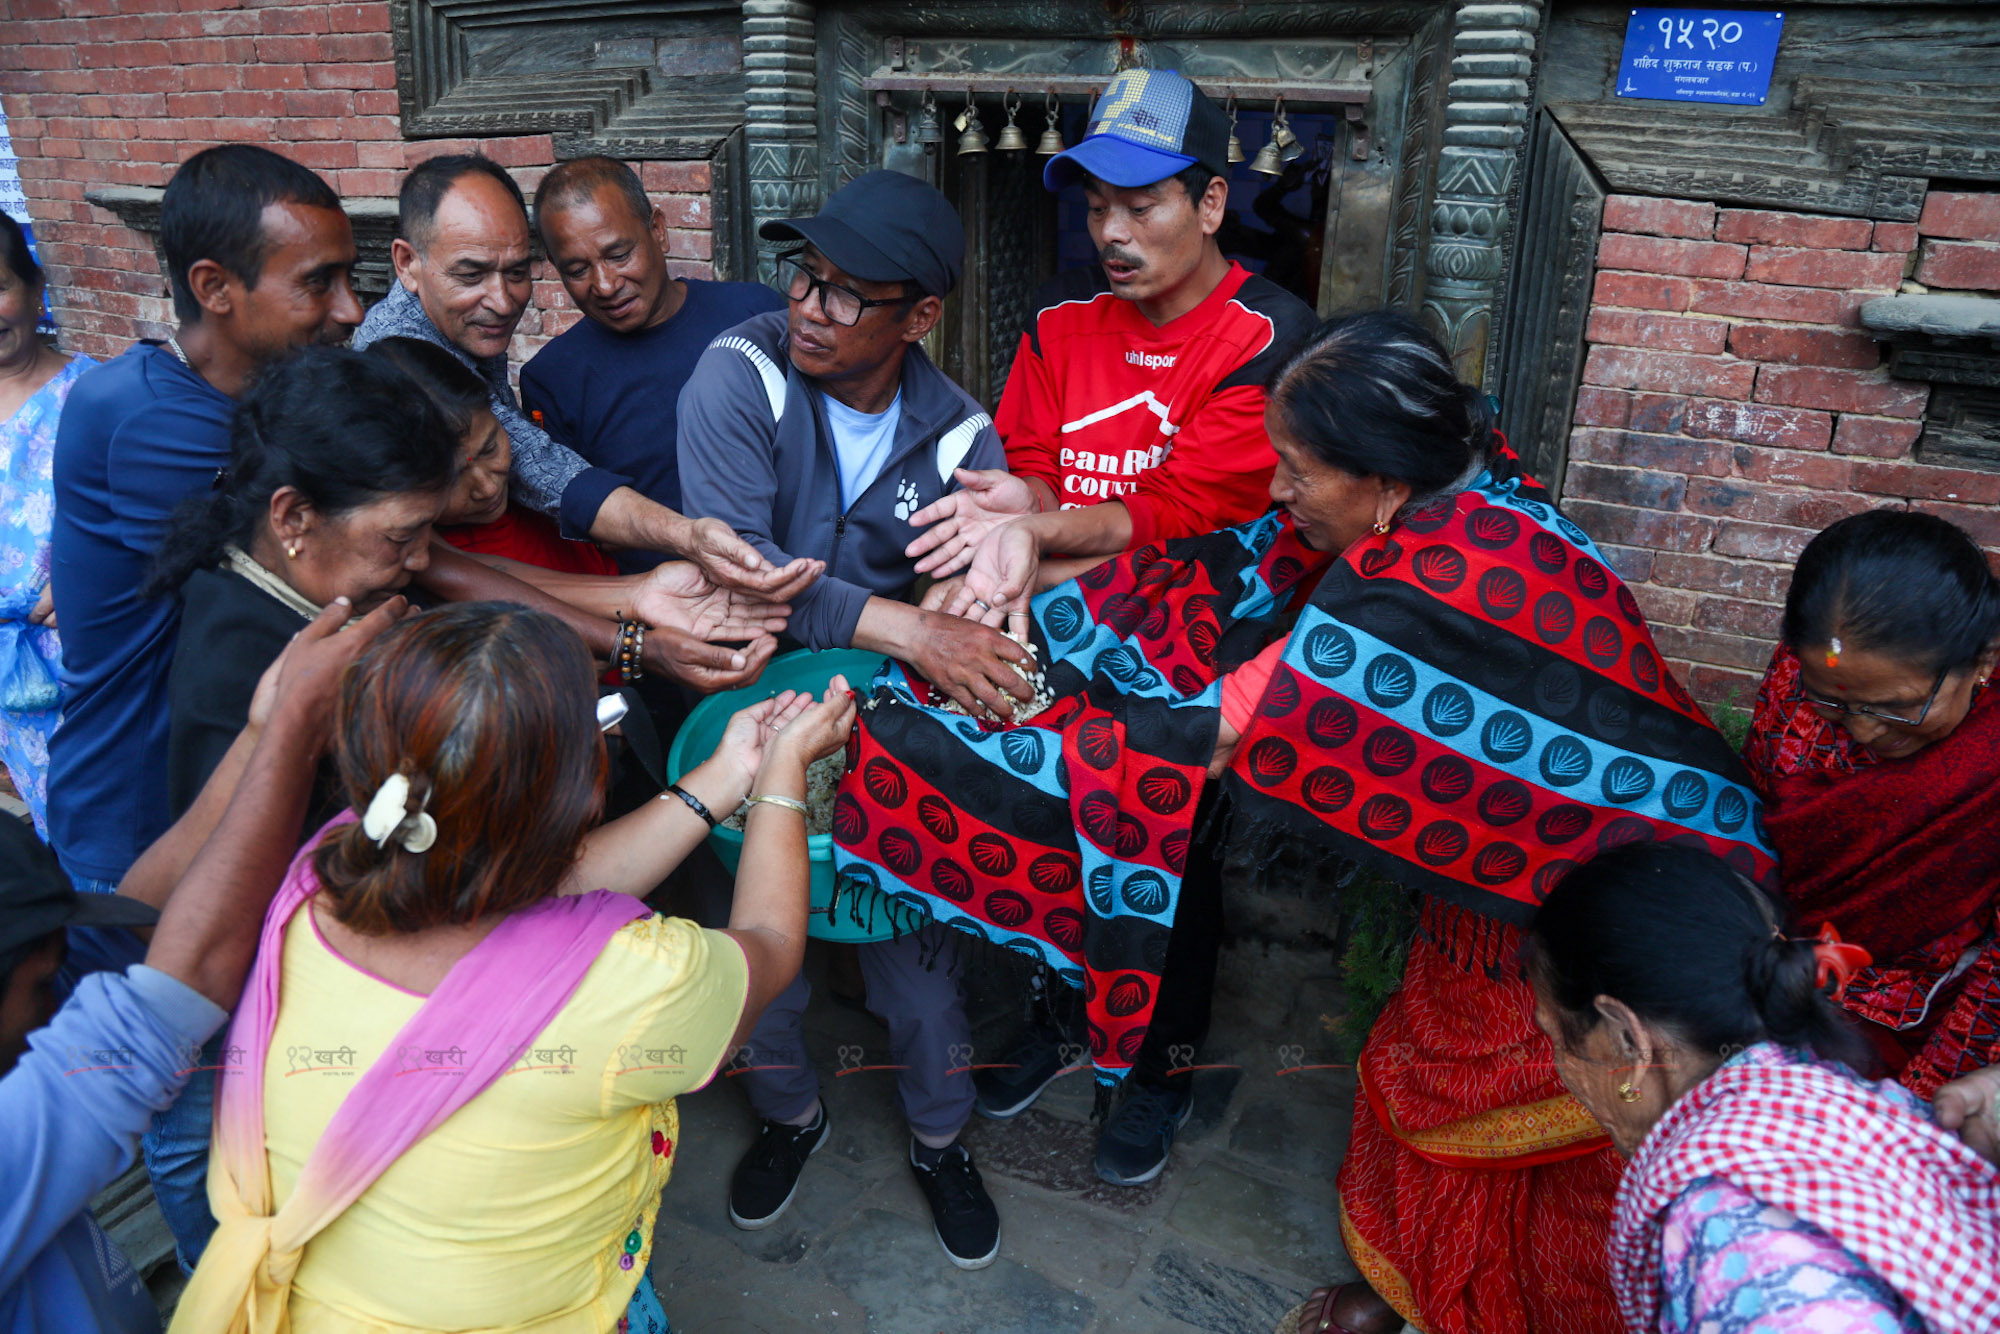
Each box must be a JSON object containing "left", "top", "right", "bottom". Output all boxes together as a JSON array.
[{"left": 1529, "top": 842, "right": 1866, "bottom": 1068}]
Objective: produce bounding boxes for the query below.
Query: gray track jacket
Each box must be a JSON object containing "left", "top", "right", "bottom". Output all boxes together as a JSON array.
[{"left": 678, "top": 312, "right": 1005, "bottom": 650}]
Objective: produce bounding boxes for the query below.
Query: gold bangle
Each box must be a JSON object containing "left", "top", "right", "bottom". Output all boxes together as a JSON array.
[{"left": 744, "top": 793, "right": 808, "bottom": 817}]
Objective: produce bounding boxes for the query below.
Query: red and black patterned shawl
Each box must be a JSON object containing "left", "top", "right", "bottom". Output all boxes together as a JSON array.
[{"left": 832, "top": 454, "right": 1776, "bottom": 1082}]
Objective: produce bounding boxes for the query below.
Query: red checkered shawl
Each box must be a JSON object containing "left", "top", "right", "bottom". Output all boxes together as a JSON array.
[{"left": 1610, "top": 1043, "right": 2000, "bottom": 1333}]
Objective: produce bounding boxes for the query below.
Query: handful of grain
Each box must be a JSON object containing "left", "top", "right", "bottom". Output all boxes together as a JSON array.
[
  {"left": 937, "top": 632, "right": 1054, "bottom": 724},
  {"left": 720, "top": 750, "right": 848, "bottom": 837}
]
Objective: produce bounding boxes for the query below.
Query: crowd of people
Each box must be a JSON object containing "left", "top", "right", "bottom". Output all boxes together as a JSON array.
[{"left": 1, "top": 65, "right": 1998, "bottom": 1334}]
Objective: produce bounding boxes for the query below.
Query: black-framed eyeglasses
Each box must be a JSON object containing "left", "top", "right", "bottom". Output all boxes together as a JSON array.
[
  {"left": 1799, "top": 664, "right": 1951, "bottom": 728},
  {"left": 778, "top": 250, "right": 912, "bottom": 327}
]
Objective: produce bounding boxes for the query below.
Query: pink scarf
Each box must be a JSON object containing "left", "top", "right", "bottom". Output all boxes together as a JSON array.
[
  {"left": 170, "top": 814, "right": 649, "bottom": 1333},
  {"left": 1610, "top": 1043, "right": 2000, "bottom": 1333}
]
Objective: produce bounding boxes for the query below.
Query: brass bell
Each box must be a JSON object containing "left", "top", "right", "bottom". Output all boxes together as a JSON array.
[
  {"left": 1224, "top": 93, "right": 1245, "bottom": 165},
  {"left": 1251, "top": 97, "right": 1300, "bottom": 176},
  {"left": 1035, "top": 91, "right": 1066, "bottom": 155},
  {"left": 955, "top": 98, "right": 989, "bottom": 156},
  {"left": 993, "top": 92, "right": 1029, "bottom": 154},
  {"left": 914, "top": 91, "right": 942, "bottom": 149}
]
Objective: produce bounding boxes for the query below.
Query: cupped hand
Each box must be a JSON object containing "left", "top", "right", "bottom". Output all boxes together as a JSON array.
[
  {"left": 645, "top": 626, "right": 777, "bottom": 693},
  {"left": 28, "top": 584, "right": 55, "bottom": 628},
  {"left": 683, "top": 517, "right": 823, "bottom": 601},
  {"left": 769, "top": 675, "right": 860, "bottom": 767},
  {"left": 944, "top": 522, "right": 1040, "bottom": 628},
  {"left": 700, "top": 689, "right": 809, "bottom": 800},
  {"left": 249, "top": 596, "right": 410, "bottom": 752},
  {"left": 629, "top": 560, "right": 793, "bottom": 642},
  {"left": 1935, "top": 1063, "right": 2000, "bottom": 1166},
  {"left": 904, "top": 469, "right": 1037, "bottom": 577},
  {"left": 905, "top": 610, "right": 1036, "bottom": 720}
]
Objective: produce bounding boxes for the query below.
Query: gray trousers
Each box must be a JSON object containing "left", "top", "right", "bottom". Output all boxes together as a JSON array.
[{"left": 736, "top": 924, "right": 975, "bottom": 1141}]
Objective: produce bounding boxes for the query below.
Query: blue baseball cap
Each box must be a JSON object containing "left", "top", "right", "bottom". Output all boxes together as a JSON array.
[{"left": 1043, "top": 68, "right": 1232, "bottom": 192}]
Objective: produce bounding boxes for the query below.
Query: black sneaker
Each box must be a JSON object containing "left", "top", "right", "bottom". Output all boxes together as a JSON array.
[
  {"left": 910, "top": 1139, "right": 1000, "bottom": 1269},
  {"left": 1093, "top": 1082, "right": 1192, "bottom": 1186},
  {"left": 728, "top": 1104, "right": 829, "bottom": 1230},
  {"left": 973, "top": 1025, "right": 1087, "bottom": 1120}
]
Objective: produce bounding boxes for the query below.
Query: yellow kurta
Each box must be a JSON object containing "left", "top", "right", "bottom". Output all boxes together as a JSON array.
[{"left": 239, "top": 909, "right": 746, "bottom": 1333}]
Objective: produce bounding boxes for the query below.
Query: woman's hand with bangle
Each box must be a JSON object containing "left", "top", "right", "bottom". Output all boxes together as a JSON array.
[
  {"left": 697, "top": 688, "right": 814, "bottom": 811},
  {"left": 759, "top": 674, "right": 859, "bottom": 780}
]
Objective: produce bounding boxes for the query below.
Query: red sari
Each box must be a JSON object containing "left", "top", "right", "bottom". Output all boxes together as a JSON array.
[{"left": 1744, "top": 645, "right": 2000, "bottom": 1098}]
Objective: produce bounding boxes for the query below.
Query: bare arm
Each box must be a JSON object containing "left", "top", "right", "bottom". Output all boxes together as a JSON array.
[
  {"left": 420, "top": 539, "right": 772, "bottom": 690},
  {"left": 723, "top": 680, "right": 858, "bottom": 1047},
  {"left": 561, "top": 691, "right": 812, "bottom": 898}
]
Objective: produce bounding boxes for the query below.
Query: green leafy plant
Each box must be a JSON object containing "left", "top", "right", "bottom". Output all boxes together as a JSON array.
[
  {"left": 1707, "top": 685, "right": 1754, "bottom": 753},
  {"left": 1329, "top": 868, "right": 1418, "bottom": 1061}
]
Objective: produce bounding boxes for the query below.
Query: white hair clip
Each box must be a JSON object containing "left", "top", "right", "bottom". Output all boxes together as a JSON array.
[{"left": 360, "top": 772, "right": 437, "bottom": 854}]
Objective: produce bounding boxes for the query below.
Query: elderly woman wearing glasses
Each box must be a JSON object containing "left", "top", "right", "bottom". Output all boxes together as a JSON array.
[{"left": 1744, "top": 509, "right": 2000, "bottom": 1098}]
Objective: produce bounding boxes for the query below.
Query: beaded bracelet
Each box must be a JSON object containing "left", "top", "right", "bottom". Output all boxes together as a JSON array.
[{"left": 614, "top": 617, "right": 645, "bottom": 684}]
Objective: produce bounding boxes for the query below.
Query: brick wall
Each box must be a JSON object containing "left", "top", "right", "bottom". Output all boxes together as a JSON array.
[
  {"left": 1563, "top": 190, "right": 2000, "bottom": 708},
  {"left": 0, "top": 0, "right": 718, "bottom": 364}
]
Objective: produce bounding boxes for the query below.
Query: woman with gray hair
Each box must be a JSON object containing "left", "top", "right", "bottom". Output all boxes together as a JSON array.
[{"left": 838, "top": 310, "right": 1772, "bottom": 1334}]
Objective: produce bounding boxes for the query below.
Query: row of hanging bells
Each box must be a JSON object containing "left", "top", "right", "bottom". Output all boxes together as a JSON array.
[{"left": 924, "top": 88, "right": 1301, "bottom": 174}]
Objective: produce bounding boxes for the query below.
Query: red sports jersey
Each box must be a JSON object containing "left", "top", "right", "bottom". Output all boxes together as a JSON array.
[{"left": 996, "top": 261, "right": 1316, "bottom": 547}]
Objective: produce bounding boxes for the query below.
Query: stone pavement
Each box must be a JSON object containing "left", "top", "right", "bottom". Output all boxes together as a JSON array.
[{"left": 648, "top": 875, "right": 1376, "bottom": 1334}]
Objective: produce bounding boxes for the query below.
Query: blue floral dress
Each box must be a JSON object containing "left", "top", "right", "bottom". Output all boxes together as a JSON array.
[
  {"left": 0, "top": 354, "right": 92, "bottom": 835},
  {"left": 1659, "top": 1176, "right": 1927, "bottom": 1332}
]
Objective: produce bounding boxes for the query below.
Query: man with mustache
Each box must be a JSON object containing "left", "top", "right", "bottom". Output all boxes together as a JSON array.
[
  {"left": 907, "top": 68, "right": 1315, "bottom": 1191},
  {"left": 356, "top": 154, "right": 812, "bottom": 599}
]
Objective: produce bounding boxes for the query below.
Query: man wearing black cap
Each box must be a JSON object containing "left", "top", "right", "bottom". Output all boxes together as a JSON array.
[
  {"left": 677, "top": 170, "right": 1019, "bottom": 1269},
  {"left": 0, "top": 600, "right": 391, "bottom": 1334},
  {"left": 680, "top": 169, "right": 1037, "bottom": 716},
  {"left": 909, "top": 69, "right": 1318, "bottom": 1193}
]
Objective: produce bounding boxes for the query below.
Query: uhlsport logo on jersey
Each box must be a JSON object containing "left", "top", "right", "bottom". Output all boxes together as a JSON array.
[{"left": 1125, "top": 349, "right": 1178, "bottom": 370}]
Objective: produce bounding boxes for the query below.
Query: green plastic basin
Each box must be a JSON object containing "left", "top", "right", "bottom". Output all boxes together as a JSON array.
[{"left": 664, "top": 648, "right": 916, "bottom": 943}]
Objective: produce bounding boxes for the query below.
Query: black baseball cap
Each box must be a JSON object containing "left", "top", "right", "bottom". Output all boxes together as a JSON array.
[
  {"left": 758, "top": 169, "right": 965, "bottom": 298},
  {"left": 0, "top": 818, "right": 157, "bottom": 962},
  {"left": 1044, "top": 68, "right": 1232, "bottom": 191}
]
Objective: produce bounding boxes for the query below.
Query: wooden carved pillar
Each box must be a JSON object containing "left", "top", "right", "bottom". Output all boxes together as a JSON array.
[
  {"left": 743, "top": 0, "right": 818, "bottom": 282},
  {"left": 1423, "top": 1, "right": 1543, "bottom": 386}
]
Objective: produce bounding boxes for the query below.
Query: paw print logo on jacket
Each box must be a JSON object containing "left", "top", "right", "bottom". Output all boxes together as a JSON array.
[{"left": 893, "top": 477, "right": 921, "bottom": 522}]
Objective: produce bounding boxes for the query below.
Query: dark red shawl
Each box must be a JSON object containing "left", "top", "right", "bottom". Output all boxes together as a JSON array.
[{"left": 1744, "top": 645, "right": 2000, "bottom": 962}]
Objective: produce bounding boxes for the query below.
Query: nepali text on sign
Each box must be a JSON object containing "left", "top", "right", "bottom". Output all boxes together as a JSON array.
[{"left": 1616, "top": 9, "right": 1785, "bottom": 106}]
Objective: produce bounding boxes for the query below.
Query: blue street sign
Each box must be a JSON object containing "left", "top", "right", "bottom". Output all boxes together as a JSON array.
[{"left": 1616, "top": 9, "right": 1785, "bottom": 106}]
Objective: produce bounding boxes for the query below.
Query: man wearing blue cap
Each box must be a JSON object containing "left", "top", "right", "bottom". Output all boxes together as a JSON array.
[
  {"left": 908, "top": 68, "right": 1318, "bottom": 1192},
  {"left": 906, "top": 67, "right": 1316, "bottom": 582},
  {"left": 678, "top": 169, "right": 1025, "bottom": 1271}
]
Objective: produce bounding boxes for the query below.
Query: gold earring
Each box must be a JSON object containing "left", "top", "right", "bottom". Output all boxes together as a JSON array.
[
  {"left": 285, "top": 542, "right": 300, "bottom": 560},
  {"left": 1371, "top": 518, "right": 1391, "bottom": 536},
  {"left": 1617, "top": 1080, "right": 1641, "bottom": 1103}
]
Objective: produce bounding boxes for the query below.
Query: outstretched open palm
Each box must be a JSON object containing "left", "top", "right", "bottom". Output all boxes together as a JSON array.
[
  {"left": 630, "top": 560, "right": 792, "bottom": 643},
  {"left": 905, "top": 468, "right": 1037, "bottom": 577}
]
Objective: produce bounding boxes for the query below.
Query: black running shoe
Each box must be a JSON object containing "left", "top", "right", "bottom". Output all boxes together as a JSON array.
[
  {"left": 910, "top": 1139, "right": 1001, "bottom": 1269},
  {"left": 973, "top": 1025, "right": 1087, "bottom": 1120},
  {"left": 728, "top": 1104, "right": 828, "bottom": 1229},
  {"left": 1093, "top": 1082, "right": 1191, "bottom": 1186}
]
